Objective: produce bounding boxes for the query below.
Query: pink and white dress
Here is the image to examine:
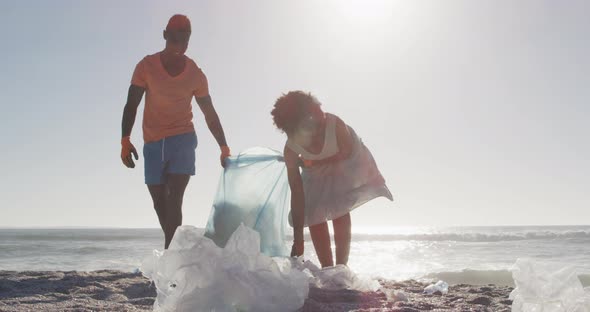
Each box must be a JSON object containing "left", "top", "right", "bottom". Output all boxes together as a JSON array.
[{"left": 286, "top": 113, "right": 393, "bottom": 227}]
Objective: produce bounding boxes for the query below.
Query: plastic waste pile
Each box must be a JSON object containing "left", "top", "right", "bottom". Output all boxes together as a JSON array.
[
  {"left": 141, "top": 224, "right": 309, "bottom": 312},
  {"left": 141, "top": 223, "right": 391, "bottom": 311},
  {"left": 510, "top": 258, "right": 590, "bottom": 312}
]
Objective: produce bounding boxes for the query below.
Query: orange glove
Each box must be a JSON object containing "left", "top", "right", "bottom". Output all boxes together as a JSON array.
[
  {"left": 121, "top": 136, "right": 138, "bottom": 168},
  {"left": 220, "top": 146, "right": 231, "bottom": 168}
]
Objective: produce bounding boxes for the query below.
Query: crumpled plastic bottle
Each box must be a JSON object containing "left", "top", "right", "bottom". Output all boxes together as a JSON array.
[{"left": 423, "top": 280, "right": 449, "bottom": 295}]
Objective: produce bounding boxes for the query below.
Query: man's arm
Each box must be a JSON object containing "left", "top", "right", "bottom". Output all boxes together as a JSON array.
[
  {"left": 122, "top": 85, "right": 145, "bottom": 137},
  {"left": 120, "top": 85, "right": 145, "bottom": 168},
  {"left": 195, "top": 95, "right": 228, "bottom": 147},
  {"left": 196, "top": 95, "right": 230, "bottom": 167}
]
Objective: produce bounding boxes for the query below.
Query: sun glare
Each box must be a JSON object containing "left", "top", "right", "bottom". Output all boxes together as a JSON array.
[{"left": 335, "top": 0, "right": 396, "bottom": 23}]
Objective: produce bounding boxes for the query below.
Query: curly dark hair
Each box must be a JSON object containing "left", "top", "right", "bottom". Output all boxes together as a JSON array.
[{"left": 271, "top": 91, "right": 322, "bottom": 135}]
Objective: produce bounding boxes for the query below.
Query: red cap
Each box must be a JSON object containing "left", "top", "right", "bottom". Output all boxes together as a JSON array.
[{"left": 166, "top": 14, "right": 191, "bottom": 32}]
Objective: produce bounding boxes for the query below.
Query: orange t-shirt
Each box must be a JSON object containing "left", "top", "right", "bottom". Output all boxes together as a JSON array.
[{"left": 131, "top": 52, "right": 209, "bottom": 143}]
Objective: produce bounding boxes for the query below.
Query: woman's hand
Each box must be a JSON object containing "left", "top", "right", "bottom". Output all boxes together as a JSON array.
[{"left": 290, "top": 240, "right": 304, "bottom": 257}]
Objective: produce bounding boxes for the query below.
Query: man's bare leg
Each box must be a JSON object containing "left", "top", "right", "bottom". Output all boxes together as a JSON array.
[
  {"left": 147, "top": 174, "right": 190, "bottom": 249},
  {"left": 148, "top": 184, "right": 167, "bottom": 248},
  {"left": 148, "top": 184, "right": 166, "bottom": 231},
  {"left": 163, "top": 173, "right": 190, "bottom": 249}
]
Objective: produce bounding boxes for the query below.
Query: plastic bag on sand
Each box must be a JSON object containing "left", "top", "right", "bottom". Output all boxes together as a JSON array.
[
  {"left": 283, "top": 257, "right": 381, "bottom": 292},
  {"left": 141, "top": 224, "right": 309, "bottom": 312},
  {"left": 510, "top": 258, "right": 590, "bottom": 312},
  {"left": 205, "top": 147, "right": 290, "bottom": 257}
]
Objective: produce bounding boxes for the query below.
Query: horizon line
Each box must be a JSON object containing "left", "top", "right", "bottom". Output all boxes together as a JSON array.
[{"left": 1, "top": 224, "right": 589, "bottom": 230}]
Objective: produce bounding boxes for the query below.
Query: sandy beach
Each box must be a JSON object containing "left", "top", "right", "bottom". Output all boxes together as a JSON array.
[{"left": 0, "top": 270, "right": 513, "bottom": 312}]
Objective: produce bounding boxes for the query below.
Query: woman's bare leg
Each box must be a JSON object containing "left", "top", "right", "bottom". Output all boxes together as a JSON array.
[
  {"left": 333, "top": 213, "right": 351, "bottom": 265},
  {"left": 309, "top": 221, "right": 334, "bottom": 267}
]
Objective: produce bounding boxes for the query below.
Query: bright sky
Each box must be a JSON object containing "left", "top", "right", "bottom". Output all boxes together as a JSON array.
[{"left": 1, "top": 0, "right": 588, "bottom": 228}]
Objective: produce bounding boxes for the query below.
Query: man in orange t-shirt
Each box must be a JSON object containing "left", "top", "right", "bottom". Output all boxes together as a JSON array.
[{"left": 120, "top": 14, "right": 230, "bottom": 249}]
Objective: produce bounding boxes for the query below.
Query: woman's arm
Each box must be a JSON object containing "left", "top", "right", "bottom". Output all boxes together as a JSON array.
[{"left": 284, "top": 145, "right": 305, "bottom": 256}]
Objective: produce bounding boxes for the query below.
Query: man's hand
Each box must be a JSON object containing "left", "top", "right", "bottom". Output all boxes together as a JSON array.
[
  {"left": 121, "top": 136, "right": 139, "bottom": 168},
  {"left": 220, "top": 146, "right": 231, "bottom": 168},
  {"left": 290, "top": 240, "right": 304, "bottom": 257}
]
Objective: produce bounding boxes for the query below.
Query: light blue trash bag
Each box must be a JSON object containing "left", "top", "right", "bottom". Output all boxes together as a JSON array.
[{"left": 205, "top": 147, "right": 291, "bottom": 256}]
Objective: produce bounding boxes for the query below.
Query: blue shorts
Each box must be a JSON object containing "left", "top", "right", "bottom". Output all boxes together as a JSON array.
[{"left": 143, "top": 131, "right": 198, "bottom": 185}]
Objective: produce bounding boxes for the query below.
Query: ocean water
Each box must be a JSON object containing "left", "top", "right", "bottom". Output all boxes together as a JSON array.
[{"left": 1, "top": 226, "right": 589, "bottom": 286}]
